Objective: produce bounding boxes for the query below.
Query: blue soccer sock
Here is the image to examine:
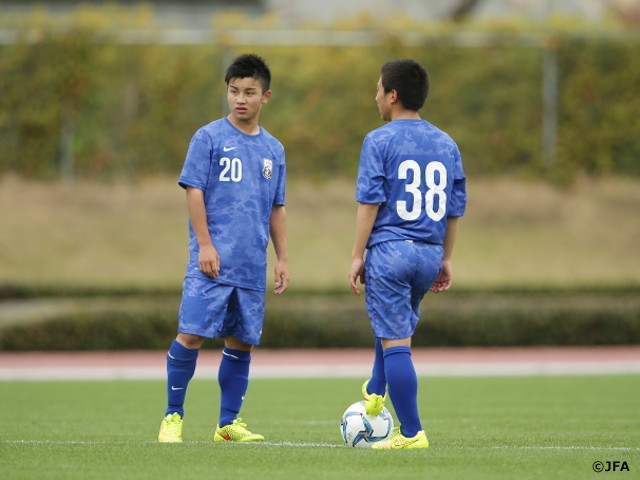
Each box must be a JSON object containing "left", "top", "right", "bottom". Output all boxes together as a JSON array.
[
  {"left": 218, "top": 347, "right": 251, "bottom": 427},
  {"left": 367, "top": 338, "right": 387, "bottom": 396},
  {"left": 165, "top": 339, "right": 199, "bottom": 418},
  {"left": 383, "top": 345, "right": 422, "bottom": 438}
]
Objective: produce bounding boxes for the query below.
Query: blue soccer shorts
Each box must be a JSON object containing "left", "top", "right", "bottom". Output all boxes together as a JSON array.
[
  {"left": 178, "top": 277, "right": 265, "bottom": 345},
  {"left": 364, "top": 240, "right": 444, "bottom": 340}
]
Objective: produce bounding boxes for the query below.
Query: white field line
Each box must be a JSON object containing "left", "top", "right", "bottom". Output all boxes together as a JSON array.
[
  {"left": 4, "top": 439, "right": 639, "bottom": 451},
  {"left": 2, "top": 439, "right": 343, "bottom": 448},
  {"left": 492, "top": 446, "right": 640, "bottom": 451}
]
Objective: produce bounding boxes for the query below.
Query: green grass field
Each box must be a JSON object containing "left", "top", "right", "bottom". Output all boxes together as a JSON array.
[{"left": 2, "top": 375, "right": 639, "bottom": 479}]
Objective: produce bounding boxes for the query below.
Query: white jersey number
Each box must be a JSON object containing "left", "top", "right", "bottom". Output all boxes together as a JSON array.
[
  {"left": 219, "top": 157, "right": 243, "bottom": 182},
  {"left": 396, "top": 160, "right": 447, "bottom": 222}
]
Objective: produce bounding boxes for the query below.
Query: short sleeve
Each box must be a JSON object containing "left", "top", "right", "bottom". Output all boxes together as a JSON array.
[
  {"left": 355, "top": 135, "right": 387, "bottom": 204},
  {"left": 178, "top": 128, "right": 213, "bottom": 191}
]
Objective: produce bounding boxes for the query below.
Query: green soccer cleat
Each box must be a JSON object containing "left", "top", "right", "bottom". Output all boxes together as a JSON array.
[
  {"left": 362, "top": 380, "right": 387, "bottom": 416},
  {"left": 158, "top": 413, "right": 183, "bottom": 443},
  {"left": 214, "top": 418, "right": 265, "bottom": 442},
  {"left": 371, "top": 428, "right": 429, "bottom": 450}
]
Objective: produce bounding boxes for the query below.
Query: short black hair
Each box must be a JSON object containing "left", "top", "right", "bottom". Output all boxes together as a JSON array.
[
  {"left": 225, "top": 53, "right": 271, "bottom": 93},
  {"left": 380, "top": 59, "right": 429, "bottom": 111}
]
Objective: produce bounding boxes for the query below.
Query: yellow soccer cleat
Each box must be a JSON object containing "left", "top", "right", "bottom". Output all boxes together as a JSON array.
[
  {"left": 214, "top": 418, "right": 265, "bottom": 442},
  {"left": 158, "top": 413, "right": 183, "bottom": 443},
  {"left": 362, "top": 380, "right": 387, "bottom": 416},
  {"left": 372, "top": 428, "right": 429, "bottom": 450}
]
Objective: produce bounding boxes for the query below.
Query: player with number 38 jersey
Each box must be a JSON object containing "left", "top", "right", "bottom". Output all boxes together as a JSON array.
[
  {"left": 179, "top": 116, "right": 286, "bottom": 291},
  {"left": 349, "top": 59, "right": 466, "bottom": 451},
  {"left": 356, "top": 119, "right": 466, "bottom": 248}
]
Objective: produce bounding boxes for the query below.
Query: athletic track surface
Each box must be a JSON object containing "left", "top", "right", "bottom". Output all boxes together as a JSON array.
[{"left": 1, "top": 346, "right": 640, "bottom": 381}]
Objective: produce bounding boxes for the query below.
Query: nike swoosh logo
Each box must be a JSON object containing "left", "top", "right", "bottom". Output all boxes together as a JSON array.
[
  {"left": 222, "top": 351, "right": 239, "bottom": 360},
  {"left": 171, "top": 386, "right": 185, "bottom": 391},
  {"left": 223, "top": 146, "right": 237, "bottom": 152}
]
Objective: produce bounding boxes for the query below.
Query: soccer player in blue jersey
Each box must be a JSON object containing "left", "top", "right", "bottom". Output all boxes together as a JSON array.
[
  {"left": 349, "top": 59, "right": 467, "bottom": 449},
  {"left": 158, "top": 54, "right": 289, "bottom": 443}
]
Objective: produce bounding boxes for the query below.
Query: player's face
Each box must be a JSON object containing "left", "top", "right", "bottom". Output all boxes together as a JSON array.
[
  {"left": 375, "top": 77, "right": 391, "bottom": 121},
  {"left": 226, "top": 77, "right": 271, "bottom": 129}
]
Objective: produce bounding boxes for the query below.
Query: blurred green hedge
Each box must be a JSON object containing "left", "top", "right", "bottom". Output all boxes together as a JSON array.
[
  {"left": 1, "top": 9, "right": 639, "bottom": 182},
  {"left": 1, "top": 289, "right": 638, "bottom": 350}
]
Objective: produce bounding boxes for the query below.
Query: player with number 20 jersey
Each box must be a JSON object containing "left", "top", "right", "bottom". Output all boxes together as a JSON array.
[{"left": 159, "top": 54, "right": 288, "bottom": 446}]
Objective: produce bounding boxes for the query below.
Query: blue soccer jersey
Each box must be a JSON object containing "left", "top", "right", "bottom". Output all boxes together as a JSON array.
[
  {"left": 356, "top": 119, "right": 466, "bottom": 248},
  {"left": 178, "top": 117, "right": 286, "bottom": 291}
]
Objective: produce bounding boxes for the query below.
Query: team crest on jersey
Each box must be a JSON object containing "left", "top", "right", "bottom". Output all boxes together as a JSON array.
[{"left": 262, "top": 158, "right": 273, "bottom": 179}]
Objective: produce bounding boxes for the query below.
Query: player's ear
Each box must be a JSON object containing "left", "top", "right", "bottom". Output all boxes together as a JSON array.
[{"left": 262, "top": 89, "right": 272, "bottom": 104}]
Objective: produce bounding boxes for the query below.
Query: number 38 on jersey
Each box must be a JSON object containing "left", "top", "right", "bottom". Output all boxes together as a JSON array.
[{"left": 396, "top": 160, "right": 447, "bottom": 222}]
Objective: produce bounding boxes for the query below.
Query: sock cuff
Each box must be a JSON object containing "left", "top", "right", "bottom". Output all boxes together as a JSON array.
[
  {"left": 169, "top": 339, "right": 199, "bottom": 361},
  {"left": 383, "top": 346, "right": 411, "bottom": 358},
  {"left": 222, "top": 347, "right": 251, "bottom": 363}
]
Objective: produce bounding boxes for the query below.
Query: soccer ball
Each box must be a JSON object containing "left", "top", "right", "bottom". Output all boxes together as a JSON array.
[{"left": 340, "top": 401, "right": 394, "bottom": 448}]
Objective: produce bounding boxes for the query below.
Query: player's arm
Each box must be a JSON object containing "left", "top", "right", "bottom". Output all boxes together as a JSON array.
[
  {"left": 349, "top": 203, "right": 379, "bottom": 296},
  {"left": 185, "top": 186, "right": 220, "bottom": 278},
  {"left": 270, "top": 205, "right": 289, "bottom": 294},
  {"left": 430, "top": 216, "right": 459, "bottom": 293}
]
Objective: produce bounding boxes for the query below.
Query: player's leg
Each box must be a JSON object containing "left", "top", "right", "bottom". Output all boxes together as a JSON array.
[
  {"left": 158, "top": 333, "right": 203, "bottom": 443},
  {"left": 368, "top": 337, "right": 386, "bottom": 393},
  {"left": 364, "top": 241, "right": 418, "bottom": 432},
  {"left": 374, "top": 242, "right": 443, "bottom": 448},
  {"left": 365, "top": 241, "right": 439, "bottom": 448},
  {"left": 166, "top": 334, "right": 203, "bottom": 417},
  {"left": 218, "top": 334, "right": 252, "bottom": 428},
  {"left": 372, "top": 338, "right": 429, "bottom": 449},
  {"left": 159, "top": 279, "right": 231, "bottom": 443},
  {"left": 214, "top": 288, "right": 264, "bottom": 442},
  {"left": 381, "top": 340, "right": 421, "bottom": 437},
  {"left": 361, "top": 246, "right": 388, "bottom": 413},
  {"left": 362, "top": 338, "right": 388, "bottom": 415}
]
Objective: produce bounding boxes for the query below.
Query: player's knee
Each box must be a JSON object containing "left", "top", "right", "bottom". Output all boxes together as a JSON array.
[
  {"left": 381, "top": 338, "right": 411, "bottom": 350},
  {"left": 224, "top": 335, "right": 253, "bottom": 351},
  {"left": 176, "top": 333, "right": 205, "bottom": 350}
]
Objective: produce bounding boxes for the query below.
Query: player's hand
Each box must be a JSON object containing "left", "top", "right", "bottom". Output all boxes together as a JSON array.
[
  {"left": 199, "top": 244, "right": 220, "bottom": 278},
  {"left": 349, "top": 258, "right": 365, "bottom": 296},
  {"left": 430, "top": 260, "right": 452, "bottom": 293},
  {"left": 273, "top": 261, "right": 289, "bottom": 295}
]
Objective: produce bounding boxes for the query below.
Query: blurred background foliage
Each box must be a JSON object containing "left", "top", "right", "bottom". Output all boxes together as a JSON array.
[
  {"left": 1, "top": 7, "right": 639, "bottom": 183},
  {"left": 1, "top": 6, "right": 639, "bottom": 348}
]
